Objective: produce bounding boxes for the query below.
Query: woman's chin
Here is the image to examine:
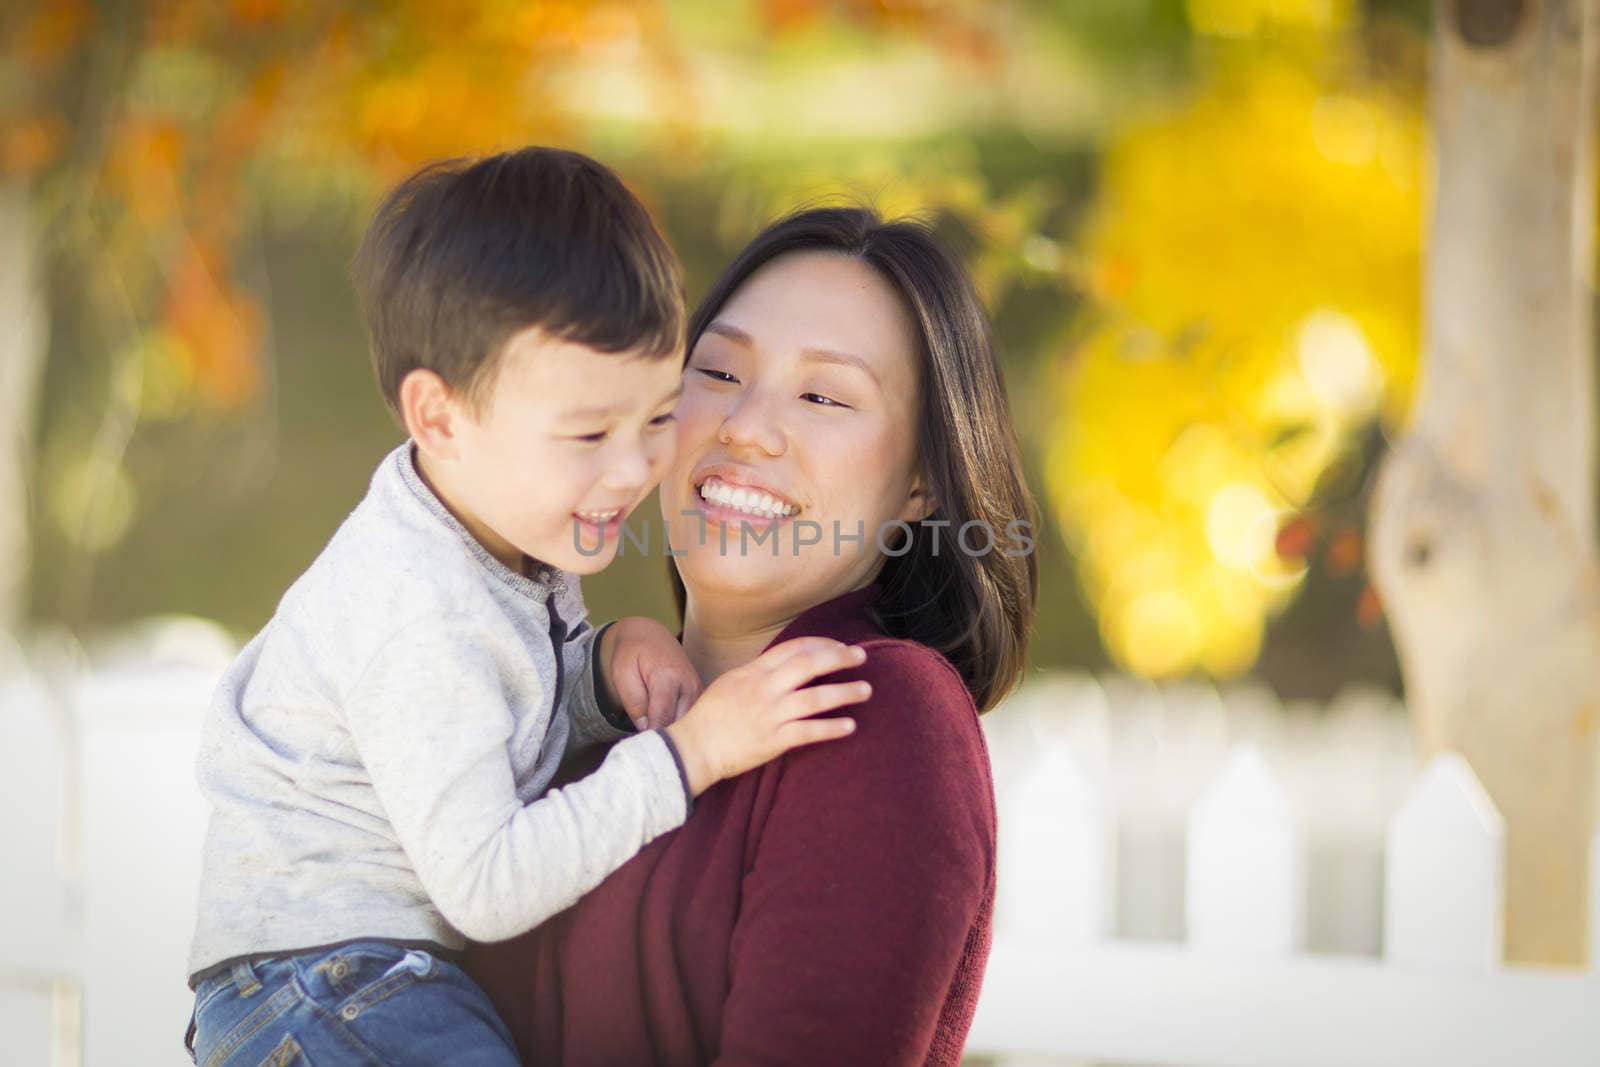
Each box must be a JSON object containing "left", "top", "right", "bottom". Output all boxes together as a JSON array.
[{"left": 676, "top": 544, "right": 812, "bottom": 601}]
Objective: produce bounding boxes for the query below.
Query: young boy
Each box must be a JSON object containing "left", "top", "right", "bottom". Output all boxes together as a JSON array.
[{"left": 184, "top": 148, "right": 866, "bottom": 1066}]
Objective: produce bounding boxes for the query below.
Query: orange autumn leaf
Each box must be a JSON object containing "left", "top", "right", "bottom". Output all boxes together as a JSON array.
[
  {"left": 229, "top": 0, "right": 289, "bottom": 26},
  {"left": 0, "top": 115, "right": 68, "bottom": 177},
  {"left": 1325, "top": 527, "right": 1364, "bottom": 576},
  {"left": 160, "top": 242, "right": 262, "bottom": 409},
  {"left": 102, "top": 119, "right": 188, "bottom": 227},
  {"left": 19, "top": 0, "right": 93, "bottom": 67},
  {"left": 1274, "top": 515, "right": 1316, "bottom": 560},
  {"left": 759, "top": 0, "right": 827, "bottom": 31},
  {"left": 1356, "top": 583, "right": 1384, "bottom": 629}
]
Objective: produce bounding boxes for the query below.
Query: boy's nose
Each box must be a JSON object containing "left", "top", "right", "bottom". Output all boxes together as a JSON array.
[{"left": 601, "top": 446, "right": 653, "bottom": 492}]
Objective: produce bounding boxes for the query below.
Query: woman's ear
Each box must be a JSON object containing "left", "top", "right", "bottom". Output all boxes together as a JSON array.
[
  {"left": 399, "top": 369, "right": 463, "bottom": 461},
  {"left": 903, "top": 474, "right": 939, "bottom": 524}
]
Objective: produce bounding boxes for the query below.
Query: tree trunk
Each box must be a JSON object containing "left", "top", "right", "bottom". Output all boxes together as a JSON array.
[
  {"left": 0, "top": 180, "right": 46, "bottom": 636},
  {"left": 1369, "top": 0, "right": 1600, "bottom": 966}
]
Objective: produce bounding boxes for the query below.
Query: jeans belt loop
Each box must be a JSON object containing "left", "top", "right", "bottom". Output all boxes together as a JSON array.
[{"left": 231, "top": 959, "right": 263, "bottom": 997}]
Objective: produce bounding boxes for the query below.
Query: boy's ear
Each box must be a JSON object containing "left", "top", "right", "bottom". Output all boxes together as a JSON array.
[{"left": 399, "top": 369, "right": 462, "bottom": 460}]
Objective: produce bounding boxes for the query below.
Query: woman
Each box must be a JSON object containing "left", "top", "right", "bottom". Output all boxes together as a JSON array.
[{"left": 466, "top": 207, "right": 1038, "bottom": 1065}]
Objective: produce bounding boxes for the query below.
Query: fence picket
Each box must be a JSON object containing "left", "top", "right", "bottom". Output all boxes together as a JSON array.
[
  {"left": 1186, "top": 744, "right": 1304, "bottom": 954},
  {"left": 78, "top": 663, "right": 214, "bottom": 1067},
  {"left": 0, "top": 649, "right": 75, "bottom": 973},
  {"left": 997, "top": 739, "right": 1113, "bottom": 943},
  {"left": 12, "top": 656, "right": 1599, "bottom": 1066},
  {"left": 1590, "top": 829, "right": 1599, "bottom": 974},
  {"left": 1384, "top": 752, "right": 1505, "bottom": 971}
]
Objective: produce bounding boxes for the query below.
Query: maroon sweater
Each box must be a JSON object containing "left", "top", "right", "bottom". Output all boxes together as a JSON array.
[{"left": 464, "top": 583, "right": 997, "bottom": 1066}]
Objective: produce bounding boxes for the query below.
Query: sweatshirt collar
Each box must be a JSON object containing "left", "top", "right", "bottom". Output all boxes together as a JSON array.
[{"left": 765, "top": 582, "right": 885, "bottom": 650}]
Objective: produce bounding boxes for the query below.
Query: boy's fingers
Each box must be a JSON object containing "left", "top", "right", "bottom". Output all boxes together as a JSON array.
[
  {"left": 673, "top": 684, "right": 695, "bottom": 724},
  {"left": 781, "top": 681, "right": 872, "bottom": 719},
  {"left": 646, "top": 678, "right": 675, "bottom": 731},
  {"left": 769, "top": 644, "right": 867, "bottom": 692},
  {"left": 777, "top": 717, "right": 857, "bottom": 750},
  {"left": 657, "top": 680, "right": 688, "bottom": 730},
  {"left": 758, "top": 637, "right": 848, "bottom": 672},
  {"left": 614, "top": 664, "right": 651, "bottom": 719}
]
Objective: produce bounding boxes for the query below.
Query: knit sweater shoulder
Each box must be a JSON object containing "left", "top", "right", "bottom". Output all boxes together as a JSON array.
[
  {"left": 187, "top": 442, "right": 688, "bottom": 981},
  {"left": 465, "top": 583, "right": 998, "bottom": 1066}
]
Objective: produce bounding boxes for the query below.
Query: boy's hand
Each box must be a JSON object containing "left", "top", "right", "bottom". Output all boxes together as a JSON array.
[
  {"left": 599, "top": 617, "right": 704, "bottom": 732},
  {"left": 664, "top": 637, "right": 870, "bottom": 797}
]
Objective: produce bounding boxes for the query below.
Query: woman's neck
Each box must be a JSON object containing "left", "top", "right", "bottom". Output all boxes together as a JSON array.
[{"left": 680, "top": 598, "right": 798, "bottom": 684}]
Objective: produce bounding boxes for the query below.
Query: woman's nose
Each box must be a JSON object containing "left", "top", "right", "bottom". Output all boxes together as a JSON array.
[{"left": 717, "top": 390, "right": 786, "bottom": 457}]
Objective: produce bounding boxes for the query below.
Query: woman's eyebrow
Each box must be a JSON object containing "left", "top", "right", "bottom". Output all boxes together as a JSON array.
[
  {"left": 800, "top": 347, "right": 880, "bottom": 386},
  {"left": 706, "top": 321, "right": 880, "bottom": 386},
  {"left": 704, "top": 321, "right": 753, "bottom": 348}
]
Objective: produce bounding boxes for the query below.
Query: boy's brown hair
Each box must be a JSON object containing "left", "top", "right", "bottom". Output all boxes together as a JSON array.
[{"left": 353, "top": 147, "right": 685, "bottom": 415}]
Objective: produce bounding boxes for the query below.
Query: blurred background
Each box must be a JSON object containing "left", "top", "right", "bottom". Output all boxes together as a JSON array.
[
  {"left": 5, "top": 1, "right": 1598, "bottom": 1065},
  {"left": 2, "top": 0, "right": 1428, "bottom": 694}
]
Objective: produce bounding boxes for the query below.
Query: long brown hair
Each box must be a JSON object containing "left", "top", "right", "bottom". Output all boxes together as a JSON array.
[{"left": 671, "top": 207, "right": 1037, "bottom": 712}]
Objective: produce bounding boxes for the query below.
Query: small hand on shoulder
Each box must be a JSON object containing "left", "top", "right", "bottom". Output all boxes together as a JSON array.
[
  {"left": 601, "top": 621, "right": 870, "bottom": 797},
  {"left": 599, "top": 617, "right": 704, "bottom": 732},
  {"left": 665, "top": 637, "right": 869, "bottom": 797}
]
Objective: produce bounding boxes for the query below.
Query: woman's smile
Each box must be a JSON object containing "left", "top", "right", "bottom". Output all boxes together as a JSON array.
[{"left": 691, "top": 465, "right": 805, "bottom": 529}]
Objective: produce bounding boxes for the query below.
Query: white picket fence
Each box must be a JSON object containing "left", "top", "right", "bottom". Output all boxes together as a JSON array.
[
  {"left": 969, "top": 676, "right": 1600, "bottom": 1066},
  {"left": 1, "top": 620, "right": 238, "bottom": 1067},
  {"left": 2, "top": 623, "right": 1597, "bottom": 1066}
]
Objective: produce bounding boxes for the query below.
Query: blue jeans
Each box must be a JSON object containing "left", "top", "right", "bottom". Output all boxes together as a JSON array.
[{"left": 185, "top": 941, "right": 519, "bottom": 1066}]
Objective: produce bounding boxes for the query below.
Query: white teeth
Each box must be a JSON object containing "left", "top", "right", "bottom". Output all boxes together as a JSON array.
[{"left": 697, "top": 476, "right": 798, "bottom": 518}]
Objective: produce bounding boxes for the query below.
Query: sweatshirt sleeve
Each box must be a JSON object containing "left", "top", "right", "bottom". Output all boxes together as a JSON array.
[
  {"left": 551, "top": 574, "right": 636, "bottom": 753},
  {"left": 342, "top": 615, "right": 688, "bottom": 943},
  {"left": 561, "top": 618, "right": 636, "bottom": 753},
  {"left": 713, "top": 642, "right": 996, "bottom": 1067}
]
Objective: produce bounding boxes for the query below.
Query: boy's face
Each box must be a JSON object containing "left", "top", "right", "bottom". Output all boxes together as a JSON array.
[{"left": 428, "top": 327, "right": 684, "bottom": 577}]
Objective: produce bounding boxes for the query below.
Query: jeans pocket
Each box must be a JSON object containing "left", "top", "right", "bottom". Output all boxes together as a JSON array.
[
  {"left": 253, "top": 1033, "right": 310, "bottom": 1067},
  {"left": 200, "top": 984, "right": 300, "bottom": 1067},
  {"left": 378, "top": 949, "right": 434, "bottom": 982},
  {"left": 193, "top": 972, "right": 237, "bottom": 1017},
  {"left": 301, "top": 942, "right": 400, "bottom": 995},
  {"left": 331, "top": 949, "right": 436, "bottom": 1025}
]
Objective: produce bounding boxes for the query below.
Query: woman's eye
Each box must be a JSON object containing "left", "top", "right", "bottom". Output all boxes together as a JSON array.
[
  {"left": 801, "top": 393, "right": 848, "bottom": 408},
  {"left": 574, "top": 432, "right": 607, "bottom": 443},
  {"left": 649, "top": 413, "right": 676, "bottom": 427},
  {"left": 696, "top": 367, "right": 739, "bottom": 384}
]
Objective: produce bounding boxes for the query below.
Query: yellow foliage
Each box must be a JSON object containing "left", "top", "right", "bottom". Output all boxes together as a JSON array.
[
  {"left": 722, "top": 143, "right": 1059, "bottom": 310},
  {"left": 1050, "top": 50, "right": 1423, "bottom": 679},
  {"left": 1186, "top": 0, "right": 1357, "bottom": 37}
]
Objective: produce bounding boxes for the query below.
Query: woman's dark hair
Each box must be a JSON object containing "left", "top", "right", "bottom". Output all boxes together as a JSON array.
[
  {"left": 353, "top": 146, "right": 684, "bottom": 416},
  {"left": 670, "top": 206, "right": 1037, "bottom": 713}
]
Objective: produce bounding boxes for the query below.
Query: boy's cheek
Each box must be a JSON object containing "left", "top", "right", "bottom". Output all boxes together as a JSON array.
[{"left": 644, "top": 435, "right": 678, "bottom": 482}]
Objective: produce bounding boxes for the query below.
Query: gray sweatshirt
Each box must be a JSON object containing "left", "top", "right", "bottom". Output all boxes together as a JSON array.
[{"left": 187, "top": 442, "right": 688, "bottom": 981}]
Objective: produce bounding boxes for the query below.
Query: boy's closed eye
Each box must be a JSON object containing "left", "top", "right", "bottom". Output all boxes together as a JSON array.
[{"left": 570, "top": 411, "right": 676, "bottom": 444}]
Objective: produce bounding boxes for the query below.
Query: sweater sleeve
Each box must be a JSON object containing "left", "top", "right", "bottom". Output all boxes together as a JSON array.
[
  {"left": 714, "top": 642, "right": 996, "bottom": 1067},
  {"left": 552, "top": 576, "right": 636, "bottom": 753},
  {"left": 561, "top": 618, "right": 636, "bottom": 753},
  {"left": 343, "top": 615, "right": 688, "bottom": 943}
]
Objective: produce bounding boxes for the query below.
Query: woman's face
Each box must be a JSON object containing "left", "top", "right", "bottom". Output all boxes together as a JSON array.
[{"left": 662, "top": 250, "right": 934, "bottom": 620}]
